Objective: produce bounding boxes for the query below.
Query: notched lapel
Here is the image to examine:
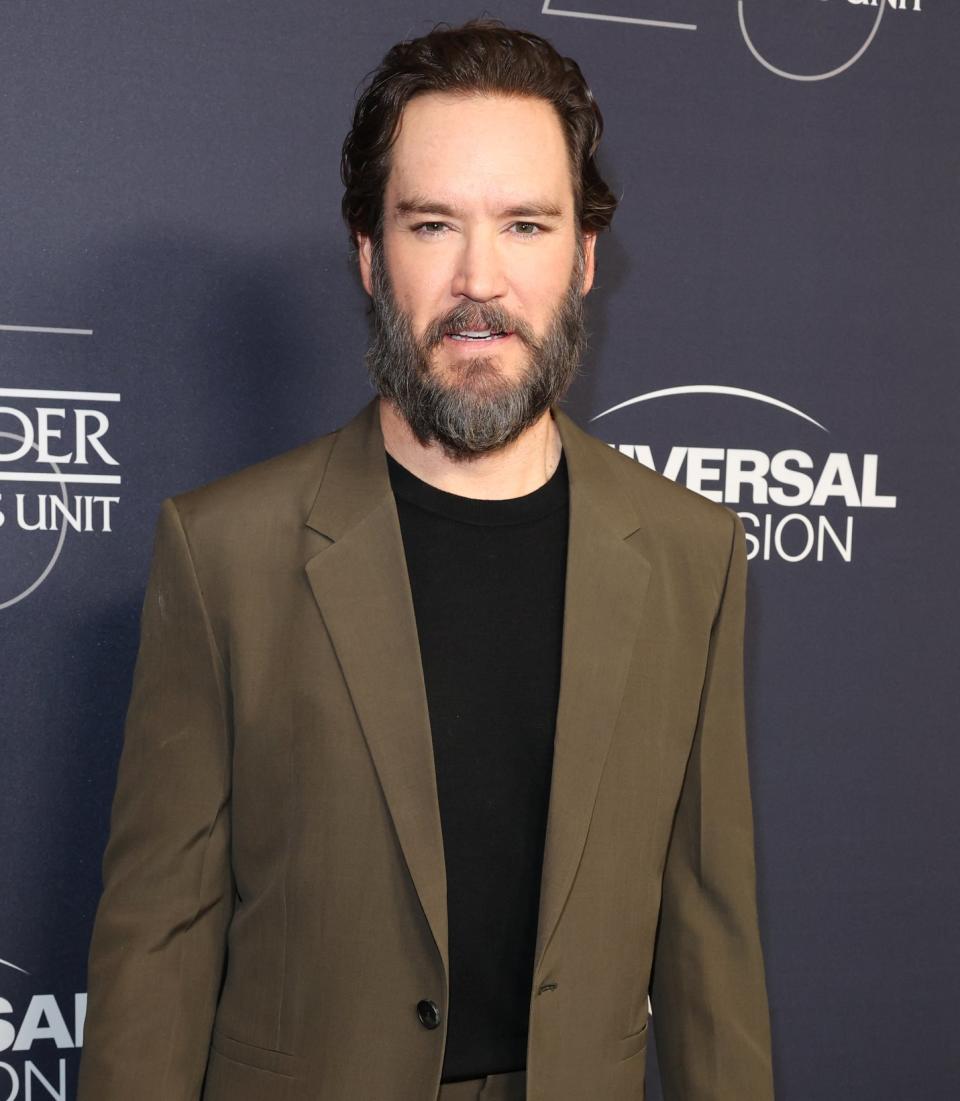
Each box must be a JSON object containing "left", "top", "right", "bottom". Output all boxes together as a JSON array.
[
  {"left": 533, "top": 409, "right": 652, "bottom": 979},
  {"left": 303, "top": 401, "right": 448, "bottom": 977}
]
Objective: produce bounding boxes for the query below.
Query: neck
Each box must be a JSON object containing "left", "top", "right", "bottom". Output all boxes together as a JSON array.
[{"left": 378, "top": 397, "right": 563, "bottom": 499}]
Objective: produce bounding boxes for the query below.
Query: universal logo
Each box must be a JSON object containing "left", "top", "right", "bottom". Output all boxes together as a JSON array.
[
  {"left": 0, "top": 386, "right": 121, "bottom": 611},
  {"left": 542, "top": 0, "right": 923, "bottom": 82},
  {"left": 593, "top": 385, "right": 897, "bottom": 564},
  {"left": 0, "top": 957, "right": 86, "bottom": 1099}
]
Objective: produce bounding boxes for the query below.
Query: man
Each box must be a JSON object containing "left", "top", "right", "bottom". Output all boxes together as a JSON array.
[{"left": 78, "top": 18, "right": 775, "bottom": 1101}]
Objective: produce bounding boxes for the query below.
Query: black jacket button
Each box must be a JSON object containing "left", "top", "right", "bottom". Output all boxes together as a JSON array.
[{"left": 416, "top": 999, "right": 441, "bottom": 1029}]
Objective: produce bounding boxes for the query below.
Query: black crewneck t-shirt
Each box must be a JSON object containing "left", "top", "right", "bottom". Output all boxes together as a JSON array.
[{"left": 386, "top": 448, "right": 569, "bottom": 1082}]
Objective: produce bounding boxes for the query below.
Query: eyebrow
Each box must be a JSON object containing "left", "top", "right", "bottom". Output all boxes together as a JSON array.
[{"left": 393, "top": 195, "right": 565, "bottom": 221}]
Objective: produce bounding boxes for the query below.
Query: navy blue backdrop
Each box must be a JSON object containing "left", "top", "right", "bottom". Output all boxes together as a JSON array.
[{"left": 2, "top": 2, "right": 957, "bottom": 1098}]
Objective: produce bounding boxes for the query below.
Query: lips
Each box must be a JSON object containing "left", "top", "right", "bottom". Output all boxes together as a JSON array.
[
  {"left": 445, "top": 329, "right": 512, "bottom": 341},
  {"left": 448, "top": 333, "right": 507, "bottom": 341}
]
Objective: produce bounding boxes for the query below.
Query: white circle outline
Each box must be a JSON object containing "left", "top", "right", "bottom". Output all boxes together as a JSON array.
[
  {"left": 0, "top": 430, "right": 70, "bottom": 611},
  {"left": 737, "top": 0, "right": 886, "bottom": 82}
]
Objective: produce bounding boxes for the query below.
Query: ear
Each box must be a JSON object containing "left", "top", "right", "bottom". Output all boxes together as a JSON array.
[
  {"left": 357, "top": 233, "right": 374, "bottom": 297},
  {"left": 580, "top": 231, "right": 598, "bottom": 295}
]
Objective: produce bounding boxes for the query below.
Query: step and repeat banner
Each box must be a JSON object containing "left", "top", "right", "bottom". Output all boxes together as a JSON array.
[{"left": 2, "top": 2, "right": 956, "bottom": 1098}]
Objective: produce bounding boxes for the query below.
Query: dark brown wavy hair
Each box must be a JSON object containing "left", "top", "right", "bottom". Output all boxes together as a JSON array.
[{"left": 340, "top": 17, "right": 619, "bottom": 251}]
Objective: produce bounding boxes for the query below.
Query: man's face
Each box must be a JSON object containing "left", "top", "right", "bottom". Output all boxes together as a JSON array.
[{"left": 357, "top": 92, "right": 597, "bottom": 460}]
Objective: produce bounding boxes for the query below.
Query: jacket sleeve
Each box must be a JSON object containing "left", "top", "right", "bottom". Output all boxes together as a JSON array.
[
  {"left": 77, "top": 497, "right": 234, "bottom": 1101},
  {"left": 649, "top": 511, "right": 775, "bottom": 1100}
]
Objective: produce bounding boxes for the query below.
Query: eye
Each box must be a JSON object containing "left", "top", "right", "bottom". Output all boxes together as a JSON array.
[
  {"left": 410, "top": 221, "right": 547, "bottom": 238},
  {"left": 412, "top": 222, "right": 448, "bottom": 236}
]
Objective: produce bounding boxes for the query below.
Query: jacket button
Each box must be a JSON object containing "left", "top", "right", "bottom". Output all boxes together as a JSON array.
[{"left": 416, "top": 999, "right": 441, "bottom": 1029}]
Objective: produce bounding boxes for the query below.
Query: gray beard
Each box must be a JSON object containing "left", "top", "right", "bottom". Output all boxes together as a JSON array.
[{"left": 363, "top": 237, "right": 588, "bottom": 462}]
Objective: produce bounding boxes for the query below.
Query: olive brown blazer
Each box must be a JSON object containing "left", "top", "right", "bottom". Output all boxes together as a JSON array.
[{"left": 77, "top": 397, "right": 775, "bottom": 1101}]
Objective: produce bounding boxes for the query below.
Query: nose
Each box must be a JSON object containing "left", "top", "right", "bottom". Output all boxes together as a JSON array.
[{"left": 450, "top": 229, "right": 508, "bottom": 304}]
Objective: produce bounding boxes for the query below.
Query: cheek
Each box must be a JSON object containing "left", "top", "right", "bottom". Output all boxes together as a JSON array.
[
  {"left": 518, "top": 242, "right": 577, "bottom": 301},
  {"left": 385, "top": 247, "right": 446, "bottom": 318},
  {"left": 516, "top": 275, "right": 572, "bottom": 329}
]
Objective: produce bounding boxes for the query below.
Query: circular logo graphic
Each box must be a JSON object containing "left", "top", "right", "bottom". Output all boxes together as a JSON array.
[
  {"left": 0, "top": 430, "right": 70, "bottom": 611},
  {"left": 737, "top": 0, "right": 887, "bottom": 82}
]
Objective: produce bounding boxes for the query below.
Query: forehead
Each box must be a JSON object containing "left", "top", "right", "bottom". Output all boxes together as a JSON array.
[{"left": 385, "top": 92, "right": 574, "bottom": 214}]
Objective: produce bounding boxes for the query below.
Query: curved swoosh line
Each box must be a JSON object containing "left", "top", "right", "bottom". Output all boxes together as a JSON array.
[
  {"left": 590, "top": 385, "right": 829, "bottom": 432},
  {"left": 738, "top": 0, "right": 885, "bottom": 83},
  {"left": 1, "top": 957, "right": 30, "bottom": 975}
]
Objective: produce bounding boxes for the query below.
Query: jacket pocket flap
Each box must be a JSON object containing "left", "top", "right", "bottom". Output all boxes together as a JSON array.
[
  {"left": 615, "top": 1012, "right": 649, "bottom": 1062},
  {"left": 211, "top": 1029, "right": 299, "bottom": 1078}
]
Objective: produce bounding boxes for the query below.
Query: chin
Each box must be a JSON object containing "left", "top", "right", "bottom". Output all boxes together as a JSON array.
[{"left": 435, "top": 348, "right": 523, "bottom": 381}]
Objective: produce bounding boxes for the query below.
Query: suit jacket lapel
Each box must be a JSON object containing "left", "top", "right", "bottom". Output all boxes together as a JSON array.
[
  {"left": 303, "top": 399, "right": 449, "bottom": 977},
  {"left": 533, "top": 408, "right": 651, "bottom": 980},
  {"left": 301, "top": 397, "right": 652, "bottom": 991}
]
